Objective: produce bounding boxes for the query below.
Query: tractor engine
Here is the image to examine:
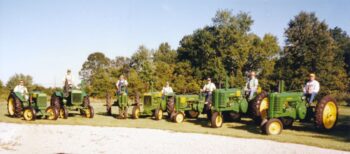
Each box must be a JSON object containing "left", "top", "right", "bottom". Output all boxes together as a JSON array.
[{"left": 268, "top": 92, "right": 307, "bottom": 119}]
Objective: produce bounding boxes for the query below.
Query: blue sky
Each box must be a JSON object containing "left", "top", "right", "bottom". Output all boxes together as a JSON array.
[{"left": 0, "top": 0, "right": 349, "bottom": 87}]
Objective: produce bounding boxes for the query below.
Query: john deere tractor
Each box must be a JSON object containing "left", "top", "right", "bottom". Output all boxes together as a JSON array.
[
  {"left": 106, "top": 84, "right": 130, "bottom": 119},
  {"left": 131, "top": 91, "right": 175, "bottom": 120},
  {"left": 210, "top": 87, "right": 250, "bottom": 128},
  {"left": 7, "top": 91, "right": 58, "bottom": 120},
  {"left": 51, "top": 80, "right": 94, "bottom": 119},
  {"left": 255, "top": 81, "right": 338, "bottom": 135},
  {"left": 169, "top": 94, "right": 207, "bottom": 123}
]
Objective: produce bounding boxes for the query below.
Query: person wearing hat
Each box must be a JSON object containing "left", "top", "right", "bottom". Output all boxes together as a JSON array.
[
  {"left": 201, "top": 78, "right": 216, "bottom": 104},
  {"left": 303, "top": 73, "right": 320, "bottom": 104},
  {"left": 116, "top": 75, "right": 128, "bottom": 94},
  {"left": 244, "top": 71, "right": 259, "bottom": 100},
  {"left": 14, "top": 80, "right": 29, "bottom": 100}
]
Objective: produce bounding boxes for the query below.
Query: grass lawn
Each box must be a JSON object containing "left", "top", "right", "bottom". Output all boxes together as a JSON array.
[{"left": 0, "top": 100, "right": 349, "bottom": 151}]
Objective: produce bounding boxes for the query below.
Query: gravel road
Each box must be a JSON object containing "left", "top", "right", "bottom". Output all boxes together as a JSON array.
[{"left": 0, "top": 122, "right": 348, "bottom": 154}]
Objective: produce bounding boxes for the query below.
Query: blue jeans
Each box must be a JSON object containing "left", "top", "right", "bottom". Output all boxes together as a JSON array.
[
  {"left": 305, "top": 92, "right": 317, "bottom": 104},
  {"left": 248, "top": 89, "right": 256, "bottom": 101}
]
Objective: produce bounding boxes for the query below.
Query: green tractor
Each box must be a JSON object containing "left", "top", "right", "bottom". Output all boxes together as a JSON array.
[
  {"left": 256, "top": 81, "right": 338, "bottom": 135},
  {"left": 210, "top": 87, "right": 251, "bottom": 128},
  {"left": 131, "top": 91, "right": 175, "bottom": 120},
  {"left": 169, "top": 94, "right": 207, "bottom": 123},
  {"left": 7, "top": 91, "right": 58, "bottom": 120},
  {"left": 106, "top": 84, "right": 130, "bottom": 119},
  {"left": 51, "top": 80, "right": 94, "bottom": 119}
]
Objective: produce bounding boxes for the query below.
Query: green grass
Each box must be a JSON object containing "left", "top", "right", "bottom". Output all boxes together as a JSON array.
[{"left": 0, "top": 100, "right": 349, "bottom": 151}]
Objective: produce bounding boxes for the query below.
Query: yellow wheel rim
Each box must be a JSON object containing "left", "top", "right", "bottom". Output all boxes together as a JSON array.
[
  {"left": 175, "top": 113, "right": 184, "bottom": 123},
  {"left": 24, "top": 109, "right": 33, "bottom": 120},
  {"left": 323, "top": 101, "right": 337, "bottom": 129},
  {"left": 215, "top": 115, "right": 223, "bottom": 126},
  {"left": 158, "top": 110, "right": 163, "bottom": 119},
  {"left": 47, "top": 108, "right": 55, "bottom": 120},
  {"left": 85, "top": 108, "right": 91, "bottom": 118},
  {"left": 59, "top": 109, "right": 64, "bottom": 118},
  {"left": 135, "top": 108, "right": 140, "bottom": 119},
  {"left": 260, "top": 98, "right": 269, "bottom": 119},
  {"left": 268, "top": 121, "right": 282, "bottom": 135},
  {"left": 8, "top": 98, "right": 15, "bottom": 116}
]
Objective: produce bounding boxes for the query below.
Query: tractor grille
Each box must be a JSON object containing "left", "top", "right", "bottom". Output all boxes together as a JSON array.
[
  {"left": 274, "top": 96, "right": 282, "bottom": 113},
  {"left": 72, "top": 93, "right": 82, "bottom": 104}
]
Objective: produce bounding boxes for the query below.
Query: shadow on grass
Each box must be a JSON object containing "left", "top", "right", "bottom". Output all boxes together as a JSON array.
[
  {"left": 227, "top": 119, "right": 262, "bottom": 134},
  {"left": 185, "top": 117, "right": 212, "bottom": 128}
]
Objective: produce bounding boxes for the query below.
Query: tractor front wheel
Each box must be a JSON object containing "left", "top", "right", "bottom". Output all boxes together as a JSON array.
[
  {"left": 85, "top": 105, "right": 94, "bottom": 118},
  {"left": 264, "top": 118, "right": 283, "bottom": 135},
  {"left": 59, "top": 106, "right": 68, "bottom": 119},
  {"left": 174, "top": 112, "right": 185, "bottom": 123},
  {"left": 315, "top": 96, "right": 338, "bottom": 130},
  {"left": 154, "top": 108, "right": 163, "bottom": 120},
  {"left": 46, "top": 106, "right": 59, "bottom": 120},
  {"left": 185, "top": 110, "right": 199, "bottom": 118},
  {"left": 23, "top": 107, "right": 36, "bottom": 121},
  {"left": 211, "top": 112, "right": 223, "bottom": 128},
  {"left": 132, "top": 106, "right": 141, "bottom": 119}
]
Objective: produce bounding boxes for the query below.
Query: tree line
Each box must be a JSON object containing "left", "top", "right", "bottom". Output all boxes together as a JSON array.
[{"left": 1, "top": 10, "right": 350, "bottom": 101}]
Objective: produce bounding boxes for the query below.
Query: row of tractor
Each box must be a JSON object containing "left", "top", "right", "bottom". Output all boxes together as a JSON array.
[
  {"left": 104, "top": 80, "right": 338, "bottom": 135},
  {"left": 6, "top": 80, "right": 338, "bottom": 135}
]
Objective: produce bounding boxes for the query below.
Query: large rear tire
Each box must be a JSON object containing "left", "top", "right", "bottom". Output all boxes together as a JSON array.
[
  {"left": 315, "top": 96, "right": 338, "bottom": 130},
  {"left": 211, "top": 112, "right": 223, "bottom": 128},
  {"left": 7, "top": 95, "right": 17, "bottom": 117},
  {"left": 250, "top": 91, "right": 269, "bottom": 124},
  {"left": 51, "top": 94, "right": 62, "bottom": 110},
  {"left": 166, "top": 97, "right": 175, "bottom": 117},
  {"left": 132, "top": 106, "right": 141, "bottom": 119}
]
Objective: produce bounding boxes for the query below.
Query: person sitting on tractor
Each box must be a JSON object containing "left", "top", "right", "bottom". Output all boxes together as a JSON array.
[
  {"left": 116, "top": 75, "right": 128, "bottom": 95},
  {"left": 162, "top": 81, "right": 173, "bottom": 98},
  {"left": 14, "top": 80, "right": 29, "bottom": 100},
  {"left": 63, "top": 69, "right": 74, "bottom": 97},
  {"left": 244, "top": 71, "right": 259, "bottom": 100},
  {"left": 201, "top": 78, "right": 216, "bottom": 104},
  {"left": 303, "top": 73, "right": 320, "bottom": 104}
]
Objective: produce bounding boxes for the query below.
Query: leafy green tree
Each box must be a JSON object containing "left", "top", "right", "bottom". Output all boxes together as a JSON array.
[
  {"left": 173, "top": 61, "right": 201, "bottom": 94},
  {"left": 6, "top": 74, "right": 33, "bottom": 91},
  {"left": 127, "top": 68, "right": 147, "bottom": 96},
  {"left": 277, "top": 12, "right": 348, "bottom": 93},
  {"left": 153, "top": 42, "right": 177, "bottom": 64},
  {"left": 177, "top": 10, "right": 279, "bottom": 90},
  {"left": 130, "top": 45, "right": 154, "bottom": 90},
  {"left": 80, "top": 52, "right": 111, "bottom": 85}
]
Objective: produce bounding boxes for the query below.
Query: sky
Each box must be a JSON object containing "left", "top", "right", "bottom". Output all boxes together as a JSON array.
[{"left": 0, "top": 0, "right": 349, "bottom": 87}]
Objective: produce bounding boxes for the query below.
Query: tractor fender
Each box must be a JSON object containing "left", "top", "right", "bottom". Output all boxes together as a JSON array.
[
  {"left": 239, "top": 99, "right": 249, "bottom": 113},
  {"left": 296, "top": 102, "right": 307, "bottom": 119}
]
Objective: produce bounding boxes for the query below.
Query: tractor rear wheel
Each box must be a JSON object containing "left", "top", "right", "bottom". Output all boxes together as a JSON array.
[
  {"left": 132, "top": 106, "right": 141, "bottom": 119},
  {"left": 174, "top": 112, "right": 185, "bottom": 123},
  {"left": 185, "top": 110, "right": 199, "bottom": 118},
  {"left": 46, "top": 106, "right": 58, "bottom": 120},
  {"left": 7, "top": 95, "right": 17, "bottom": 117},
  {"left": 83, "top": 96, "right": 90, "bottom": 107},
  {"left": 85, "top": 105, "right": 94, "bottom": 118},
  {"left": 211, "top": 112, "right": 223, "bottom": 128},
  {"left": 59, "top": 106, "right": 68, "bottom": 119},
  {"left": 264, "top": 118, "right": 283, "bottom": 135},
  {"left": 250, "top": 91, "right": 269, "bottom": 124},
  {"left": 154, "top": 108, "right": 163, "bottom": 120},
  {"left": 166, "top": 97, "right": 175, "bottom": 117},
  {"left": 315, "top": 96, "right": 338, "bottom": 130},
  {"left": 23, "top": 107, "right": 36, "bottom": 121},
  {"left": 51, "top": 94, "right": 62, "bottom": 110}
]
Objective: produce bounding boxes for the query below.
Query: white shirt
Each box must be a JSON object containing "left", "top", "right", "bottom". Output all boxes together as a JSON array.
[
  {"left": 202, "top": 83, "right": 216, "bottom": 92},
  {"left": 63, "top": 74, "right": 74, "bottom": 85},
  {"left": 116, "top": 79, "right": 128, "bottom": 89},
  {"left": 14, "top": 85, "right": 28, "bottom": 95},
  {"left": 245, "top": 77, "right": 258, "bottom": 91},
  {"left": 162, "top": 86, "right": 173, "bottom": 95},
  {"left": 303, "top": 80, "right": 320, "bottom": 94}
]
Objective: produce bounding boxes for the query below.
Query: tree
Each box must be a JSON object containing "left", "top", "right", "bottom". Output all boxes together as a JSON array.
[
  {"left": 6, "top": 74, "right": 33, "bottom": 91},
  {"left": 277, "top": 12, "right": 348, "bottom": 93},
  {"left": 177, "top": 10, "right": 279, "bottom": 89},
  {"left": 130, "top": 45, "right": 154, "bottom": 90},
  {"left": 80, "top": 52, "right": 111, "bottom": 85},
  {"left": 153, "top": 42, "right": 177, "bottom": 64}
]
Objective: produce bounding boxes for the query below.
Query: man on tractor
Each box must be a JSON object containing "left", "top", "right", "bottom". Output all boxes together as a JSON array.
[
  {"left": 63, "top": 69, "right": 74, "bottom": 97},
  {"left": 14, "top": 80, "right": 29, "bottom": 100},
  {"left": 244, "top": 71, "right": 259, "bottom": 100},
  {"left": 116, "top": 75, "right": 128, "bottom": 94},
  {"left": 201, "top": 77, "right": 216, "bottom": 109},
  {"left": 162, "top": 81, "right": 173, "bottom": 97},
  {"left": 303, "top": 73, "right": 320, "bottom": 104}
]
